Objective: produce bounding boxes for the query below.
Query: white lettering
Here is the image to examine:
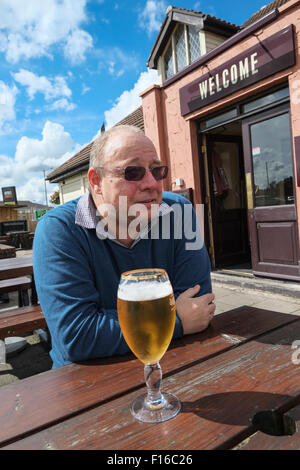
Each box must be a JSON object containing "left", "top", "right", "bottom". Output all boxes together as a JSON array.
[
  {"left": 199, "top": 80, "right": 208, "bottom": 99},
  {"left": 215, "top": 73, "right": 222, "bottom": 92},
  {"left": 230, "top": 64, "right": 238, "bottom": 84},
  {"left": 209, "top": 76, "right": 215, "bottom": 95},
  {"left": 107, "top": 455, "right": 142, "bottom": 467},
  {"left": 239, "top": 57, "right": 250, "bottom": 80},
  {"left": 251, "top": 52, "right": 259, "bottom": 75},
  {"left": 197, "top": 51, "right": 261, "bottom": 102},
  {"left": 222, "top": 69, "right": 229, "bottom": 88}
]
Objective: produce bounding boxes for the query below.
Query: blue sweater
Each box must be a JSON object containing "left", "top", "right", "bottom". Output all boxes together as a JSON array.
[{"left": 33, "top": 191, "right": 212, "bottom": 368}]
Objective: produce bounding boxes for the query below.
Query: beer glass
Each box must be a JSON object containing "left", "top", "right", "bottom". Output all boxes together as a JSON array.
[{"left": 117, "top": 268, "right": 181, "bottom": 423}]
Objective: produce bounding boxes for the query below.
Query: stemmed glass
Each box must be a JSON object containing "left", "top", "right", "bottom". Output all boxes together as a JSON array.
[{"left": 117, "top": 268, "right": 181, "bottom": 423}]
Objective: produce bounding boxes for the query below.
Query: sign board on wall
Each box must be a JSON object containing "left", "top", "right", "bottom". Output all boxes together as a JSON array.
[
  {"left": 35, "top": 209, "right": 47, "bottom": 220},
  {"left": 1, "top": 186, "right": 17, "bottom": 205},
  {"left": 179, "top": 25, "right": 295, "bottom": 116}
]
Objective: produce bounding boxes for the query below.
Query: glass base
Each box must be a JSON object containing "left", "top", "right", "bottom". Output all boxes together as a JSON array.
[{"left": 130, "top": 392, "right": 181, "bottom": 423}]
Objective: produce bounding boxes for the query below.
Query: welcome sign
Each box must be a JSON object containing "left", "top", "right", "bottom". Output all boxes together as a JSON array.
[{"left": 179, "top": 25, "right": 295, "bottom": 116}]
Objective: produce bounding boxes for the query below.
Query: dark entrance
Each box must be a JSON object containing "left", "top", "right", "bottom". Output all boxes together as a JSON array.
[
  {"left": 198, "top": 86, "right": 300, "bottom": 280},
  {"left": 204, "top": 124, "right": 250, "bottom": 268}
]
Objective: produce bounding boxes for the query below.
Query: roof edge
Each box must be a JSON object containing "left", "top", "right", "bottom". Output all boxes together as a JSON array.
[
  {"left": 147, "top": 7, "right": 239, "bottom": 69},
  {"left": 47, "top": 161, "right": 89, "bottom": 183},
  {"left": 161, "top": 9, "right": 279, "bottom": 89}
]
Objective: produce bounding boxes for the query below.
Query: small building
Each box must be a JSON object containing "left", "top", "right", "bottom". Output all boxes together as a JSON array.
[
  {"left": 15, "top": 200, "right": 52, "bottom": 232},
  {"left": 0, "top": 200, "right": 52, "bottom": 233},
  {"left": 48, "top": 0, "right": 300, "bottom": 282}
]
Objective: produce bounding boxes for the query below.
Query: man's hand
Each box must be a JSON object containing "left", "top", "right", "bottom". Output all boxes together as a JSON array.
[{"left": 175, "top": 285, "right": 215, "bottom": 335}]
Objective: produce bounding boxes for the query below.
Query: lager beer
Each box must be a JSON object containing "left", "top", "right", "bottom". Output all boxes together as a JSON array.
[
  {"left": 117, "top": 268, "right": 181, "bottom": 423},
  {"left": 117, "top": 281, "right": 176, "bottom": 365}
]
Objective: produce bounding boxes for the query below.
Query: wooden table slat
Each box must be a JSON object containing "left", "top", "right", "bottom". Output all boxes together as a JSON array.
[
  {"left": 0, "top": 255, "right": 33, "bottom": 281},
  {"left": 0, "top": 306, "right": 299, "bottom": 448},
  {"left": 234, "top": 403, "right": 300, "bottom": 450},
  {"left": 4, "top": 318, "right": 300, "bottom": 450}
]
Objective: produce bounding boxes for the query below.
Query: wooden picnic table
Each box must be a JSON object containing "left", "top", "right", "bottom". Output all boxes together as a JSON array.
[
  {"left": 6, "top": 231, "right": 30, "bottom": 249},
  {"left": 0, "top": 243, "right": 16, "bottom": 259},
  {"left": 0, "top": 305, "right": 300, "bottom": 451},
  {"left": 0, "top": 255, "right": 33, "bottom": 281},
  {"left": 0, "top": 255, "right": 37, "bottom": 305}
]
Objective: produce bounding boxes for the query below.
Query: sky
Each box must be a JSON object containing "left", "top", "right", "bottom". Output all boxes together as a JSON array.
[{"left": 0, "top": 0, "right": 271, "bottom": 205}]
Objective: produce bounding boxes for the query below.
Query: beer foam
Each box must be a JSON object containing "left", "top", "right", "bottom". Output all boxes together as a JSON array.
[{"left": 118, "top": 281, "right": 173, "bottom": 301}]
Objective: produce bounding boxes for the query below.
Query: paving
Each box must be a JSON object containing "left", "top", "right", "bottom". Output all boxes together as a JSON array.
[{"left": 0, "top": 249, "right": 299, "bottom": 387}]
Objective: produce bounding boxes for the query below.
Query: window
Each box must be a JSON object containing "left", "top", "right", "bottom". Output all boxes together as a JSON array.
[
  {"left": 250, "top": 113, "right": 294, "bottom": 207},
  {"left": 199, "top": 86, "right": 289, "bottom": 131},
  {"left": 242, "top": 87, "right": 289, "bottom": 114},
  {"left": 188, "top": 25, "right": 201, "bottom": 63},
  {"left": 174, "top": 24, "right": 187, "bottom": 72},
  {"left": 163, "top": 23, "right": 202, "bottom": 80},
  {"left": 200, "top": 108, "right": 238, "bottom": 130},
  {"left": 164, "top": 42, "right": 174, "bottom": 80}
]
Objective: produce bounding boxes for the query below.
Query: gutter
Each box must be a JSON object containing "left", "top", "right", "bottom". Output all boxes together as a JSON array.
[{"left": 46, "top": 160, "right": 89, "bottom": 183}]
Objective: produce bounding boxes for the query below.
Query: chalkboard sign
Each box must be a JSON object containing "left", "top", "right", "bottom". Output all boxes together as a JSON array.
[{"left": 2, "top": 186, "right": 17, "bottom": 205}]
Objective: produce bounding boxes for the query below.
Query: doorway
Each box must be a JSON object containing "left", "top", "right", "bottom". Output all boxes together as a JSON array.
[
  {"left": 202, "top": 121, "right": 251, "bottom": 269},
  {"left": 242, "top": 102, "right": 299, "bottom": 280}
]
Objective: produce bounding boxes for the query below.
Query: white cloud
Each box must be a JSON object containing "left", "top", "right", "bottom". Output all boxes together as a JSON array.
[
  {"left": 0, "top": 121, "right": 82, "bottom": 204},
  {"left": 47, "top": 98, "right": 77, "bottom": 112},
  {"left": 81, "top": 84, "right": 91, "bottom": 95},
  {"left": 194, "top": 1, "right": 202, "bottom": 10},
  {"left": 95, "top": 47, "right": 139, "bottom": 78},
  {"left": 13, "top": 69, "right": 72, "bottom": 101},
  {"left": 139, "top": 0, "right": 167, "bottom": 35},
  {"left": 0, "top": 0, "right": 93, "bottom": 64},
  {"left": 0, "top": 81, "right": 18, "bottom": 134},
  {"left": 104, "top": 68, "right": 159, "bottom": 129},
  {"left": 63, "top": 29, "right": 93, "bottom": 65}
]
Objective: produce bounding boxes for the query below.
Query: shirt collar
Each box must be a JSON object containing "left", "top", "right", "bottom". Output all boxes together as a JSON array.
[
  {"left": 75, "top": 192, "right": 172, "bottom": 227},
  {"left": 75, "top": 192, "right": 98, "bottom": 229}
]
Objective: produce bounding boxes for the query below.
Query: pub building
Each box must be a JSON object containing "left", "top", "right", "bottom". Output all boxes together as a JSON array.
[
  {"left": 141, "top": 0, "right": 300, "bottom": 282},
  {"left": 48, "top": 0, "right": 300, "bottom": 282}
]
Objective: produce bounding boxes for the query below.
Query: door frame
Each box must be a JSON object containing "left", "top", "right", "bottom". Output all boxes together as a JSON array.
[
  {"left": 242, "top": 102, "right": 300, "bottom": 280},
  {"left": 205, "top": 133, "right": 250, "bottom": 268}
]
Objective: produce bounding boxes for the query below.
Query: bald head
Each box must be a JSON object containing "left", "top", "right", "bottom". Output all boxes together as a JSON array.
[{"left": 89, "top": 125, "right": 145, "bottom": 168}]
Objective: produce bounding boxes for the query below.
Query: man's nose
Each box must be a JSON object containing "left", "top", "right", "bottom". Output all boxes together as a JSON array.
[{"left": 139, "top": 169, "right": 159, "bottom": 189}]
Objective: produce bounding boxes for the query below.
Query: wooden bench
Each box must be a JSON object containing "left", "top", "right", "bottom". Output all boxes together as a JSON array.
[
  {"left": 0, "top": 236, "right": 10, "bottom": 246},
  {"left": 0, "top": 243, "right": 16, "bottom": 259},
  {"left": 0, "top": 304, "right": 47, "bottom": 363},
  {"left": 0, "top": 276, "right": 32, "bottom": 307}
]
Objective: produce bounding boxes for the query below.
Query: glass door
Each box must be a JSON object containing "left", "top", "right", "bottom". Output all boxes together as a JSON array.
[{"left": 242, "top": 103, "right": 300, "bottom": 280}]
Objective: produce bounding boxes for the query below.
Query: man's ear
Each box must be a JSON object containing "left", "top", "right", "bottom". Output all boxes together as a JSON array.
[{"left": 88, "top": 168, "right": 102, "bottom": 194}]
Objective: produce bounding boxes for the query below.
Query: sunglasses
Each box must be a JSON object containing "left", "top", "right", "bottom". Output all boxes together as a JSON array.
[{"left": 98, "top": 165, "right": 168, "bottom": 182}]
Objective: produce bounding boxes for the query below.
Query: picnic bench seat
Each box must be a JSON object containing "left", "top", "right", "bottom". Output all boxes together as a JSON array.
[
  {"left": 0, "top": 276, "right": 32, "bottom": 307},
  {"left": 0, "top": 304, "right": 47, "bottom": 363},
  {"left": 0, "top": 243, "right": 16, "bottom": 259},
  {"left": 0, "top": 236, "right": 10, "bottom": 246}
]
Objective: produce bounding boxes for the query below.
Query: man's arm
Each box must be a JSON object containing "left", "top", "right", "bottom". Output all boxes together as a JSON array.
[
  {"left": 176, "top": 285, "right": 215, "bottom": 334},
  {"left": 169, "top": 198, "right": 216, "bottom": 335},
  {"left": 33, "top": 213, "right": 130, "bottom": 367}
]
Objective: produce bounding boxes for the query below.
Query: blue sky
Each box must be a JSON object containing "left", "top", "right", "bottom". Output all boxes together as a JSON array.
[{"left": 0, "top": 0, "right": 270, "bottom": 204}]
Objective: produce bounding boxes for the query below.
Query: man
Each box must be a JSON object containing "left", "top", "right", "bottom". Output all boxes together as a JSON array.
[{"left": 33, "top": 125, "right": 215, "bottom": 369}]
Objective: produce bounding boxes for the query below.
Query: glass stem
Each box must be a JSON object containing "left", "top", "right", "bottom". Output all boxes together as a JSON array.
[{"left": 144, "top": 362, "right": 165, "bottom": 409}]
